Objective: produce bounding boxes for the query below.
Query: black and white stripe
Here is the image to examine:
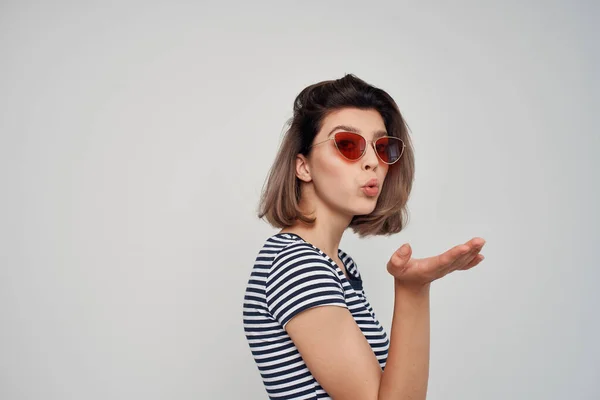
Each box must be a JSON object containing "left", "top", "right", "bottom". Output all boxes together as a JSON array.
[{"left": 242, "top": 233, "right": 389, "bottom": 399}]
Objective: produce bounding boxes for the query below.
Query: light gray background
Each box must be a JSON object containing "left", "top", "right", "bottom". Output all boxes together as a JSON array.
[{"left": 1, "top": 1, "right": 598, "bottom": 399}]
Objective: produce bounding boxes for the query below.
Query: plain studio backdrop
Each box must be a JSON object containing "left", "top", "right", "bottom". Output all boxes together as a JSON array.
[{"left": 1, "top": 1, "right": 598, "bottom": 399}]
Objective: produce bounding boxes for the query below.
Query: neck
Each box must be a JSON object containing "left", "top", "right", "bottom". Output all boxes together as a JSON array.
[{"left": 280, "top": 192, "right": 352, "bottom": 260}]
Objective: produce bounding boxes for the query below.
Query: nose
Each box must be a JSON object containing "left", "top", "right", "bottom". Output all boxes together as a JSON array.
[{"left": 361, "top": 142, "right": 379, "bottom": 170}]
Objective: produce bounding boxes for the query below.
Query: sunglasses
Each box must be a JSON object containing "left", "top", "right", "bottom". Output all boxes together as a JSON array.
[{"left": 309, "top": 131, "right": 406, "bottom": 165}]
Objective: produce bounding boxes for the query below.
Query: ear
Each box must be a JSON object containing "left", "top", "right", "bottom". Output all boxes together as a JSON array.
[{"left": 295, "top": 154, "right": 312, "bottom": 183}]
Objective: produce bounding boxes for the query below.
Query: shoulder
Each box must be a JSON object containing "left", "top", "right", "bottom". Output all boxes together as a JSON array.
[
  {"left": 265, "top": 240, "right": 343, "bottom": 290},
  {"left": 263, "top": 233, "right": 324, "bottom": 262},
  {"left": 274, "top": 240, "right": 322, "bottom": 263},
  {"left": 270, "top": 241, "right": 334, "bottom": 277}
]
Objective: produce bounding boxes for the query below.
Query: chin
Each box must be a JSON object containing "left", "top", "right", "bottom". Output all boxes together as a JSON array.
[{"left": 353, "top": 203, "right": 378, "bottom": 216}]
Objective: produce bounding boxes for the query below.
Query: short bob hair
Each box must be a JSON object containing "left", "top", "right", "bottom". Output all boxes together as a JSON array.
[{"left": 257, "top": 73, "right": 415, "bottom": 238}]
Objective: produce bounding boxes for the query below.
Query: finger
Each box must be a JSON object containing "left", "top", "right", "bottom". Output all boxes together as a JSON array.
[
  {"left": 447, "top": 241, "right": 484, "bottom": 272},
  {"left": 468, "top": 237, "right": 486, "bottom": 248},
  {"left": 392, "top": 243, "right": 412, "bottom": 263},
  {"left": 444, "top": 244, "right": 474, "bottom": 268},
  {"left": 388, "top": 243, "right": 412, "bottom": 272},
  {"left": 450, "top": 245, "right": 482, "bottom": 271},
  {"left": 457, "top": 254, "right": 485, "bottom": 270},
  {"left": 457, "top": 254, "right": 485, "bottom": 271},
  {"left": 428, "top": 245, "right": 466, "bottom": 279},
  {"left": 438, "top": 244, "right": 470, "bottom": 267},
  {"left": 429, "top": 239, "right": 486, "bottom": 277}
]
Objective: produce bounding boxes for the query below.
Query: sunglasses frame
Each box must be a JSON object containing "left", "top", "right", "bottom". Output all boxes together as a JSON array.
[{"left": 309, "top": 131, "right": 406, "bottom": 165}]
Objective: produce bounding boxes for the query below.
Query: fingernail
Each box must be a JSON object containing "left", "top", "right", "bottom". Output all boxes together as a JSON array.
[{"left": 399, "top": 244, "right": 410, "bottom": 255}]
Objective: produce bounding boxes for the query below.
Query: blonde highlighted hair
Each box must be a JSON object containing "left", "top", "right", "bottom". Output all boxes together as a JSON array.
[{"left": 257, "top": 74, "right": 415, "bottom": 238}]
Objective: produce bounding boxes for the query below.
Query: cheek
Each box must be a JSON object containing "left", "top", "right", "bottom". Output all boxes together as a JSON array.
[
  {"left": 314, "top": 156, "right": 352, "bottom": 189},
  {"left": 380, "top": 167, "right": 389, "bottom": 181}
]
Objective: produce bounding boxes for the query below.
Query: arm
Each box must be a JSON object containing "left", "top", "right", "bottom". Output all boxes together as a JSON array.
[
  {"left": 378, "top": 281, "right": 430, "bottom": 400},
  {"left": 285, "top": 281, "right": 430, "bottom": 400},
  {"left": 281, "top": 238, "right": 485, "bottom": 399}
]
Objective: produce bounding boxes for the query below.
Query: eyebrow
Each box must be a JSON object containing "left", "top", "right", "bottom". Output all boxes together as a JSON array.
[{"left": 327, "top": 124, "right": 388, "bottom": 139}]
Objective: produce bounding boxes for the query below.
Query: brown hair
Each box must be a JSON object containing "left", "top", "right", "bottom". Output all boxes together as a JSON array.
[{"left": 257, "top": 74, "right": 415, "bottom": 238}]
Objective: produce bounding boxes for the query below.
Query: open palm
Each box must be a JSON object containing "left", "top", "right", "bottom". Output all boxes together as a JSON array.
[{"left": 387, "top": 237, "right": 486, "bottom": 286}]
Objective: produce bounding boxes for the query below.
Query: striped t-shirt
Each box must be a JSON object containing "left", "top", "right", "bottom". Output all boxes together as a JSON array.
[{"left": 242, "top": 232, "right": 390, "bottom": 399}]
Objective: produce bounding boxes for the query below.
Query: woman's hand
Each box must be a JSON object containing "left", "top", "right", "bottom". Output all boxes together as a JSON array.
[{"left": 387, "top": 238, "right": 486, "bottom": 287}]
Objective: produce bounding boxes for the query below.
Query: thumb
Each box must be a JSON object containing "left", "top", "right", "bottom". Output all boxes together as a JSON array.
[{"left": 397, "top": 243, "right": 411, "bottom": 258}]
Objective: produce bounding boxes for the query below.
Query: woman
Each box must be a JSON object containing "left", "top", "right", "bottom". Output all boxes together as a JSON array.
[{"left": 242, "top": 74, "right": 485, "bottom": 399}]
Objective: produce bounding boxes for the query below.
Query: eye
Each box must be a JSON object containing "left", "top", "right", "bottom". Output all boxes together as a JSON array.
[
  {"left": 337, "top": 139, "right": 356, "bottom": 150},
  {"left": 375, "top": 143, "right": 387, "bottom": 153}
]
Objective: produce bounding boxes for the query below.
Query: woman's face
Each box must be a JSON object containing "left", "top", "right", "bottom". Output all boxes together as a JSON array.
[{"left": 303, "top": 107, "right": 390, "bottom": 217}]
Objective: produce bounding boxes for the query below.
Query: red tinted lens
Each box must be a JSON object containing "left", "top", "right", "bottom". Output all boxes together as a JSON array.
[
  {"left": 375, "top": 137, "right": 403, "bottom": 164},
  {"left": 334, "top": 132, "right": 366, "bottom": 160}
]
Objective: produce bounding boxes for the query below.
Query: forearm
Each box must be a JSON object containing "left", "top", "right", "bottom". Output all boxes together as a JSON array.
[{"left": 378, "top": 280, "right": 431, "bottom": 400}]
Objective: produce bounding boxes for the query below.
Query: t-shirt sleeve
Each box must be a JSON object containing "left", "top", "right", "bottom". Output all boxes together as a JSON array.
[{"left": 266, "top": 242, "right": 347, "bottom": 329}]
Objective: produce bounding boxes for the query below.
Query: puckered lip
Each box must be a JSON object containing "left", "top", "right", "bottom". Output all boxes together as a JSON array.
[{"left": 362, "top": 178, "right": 379, "bottom": 188}]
